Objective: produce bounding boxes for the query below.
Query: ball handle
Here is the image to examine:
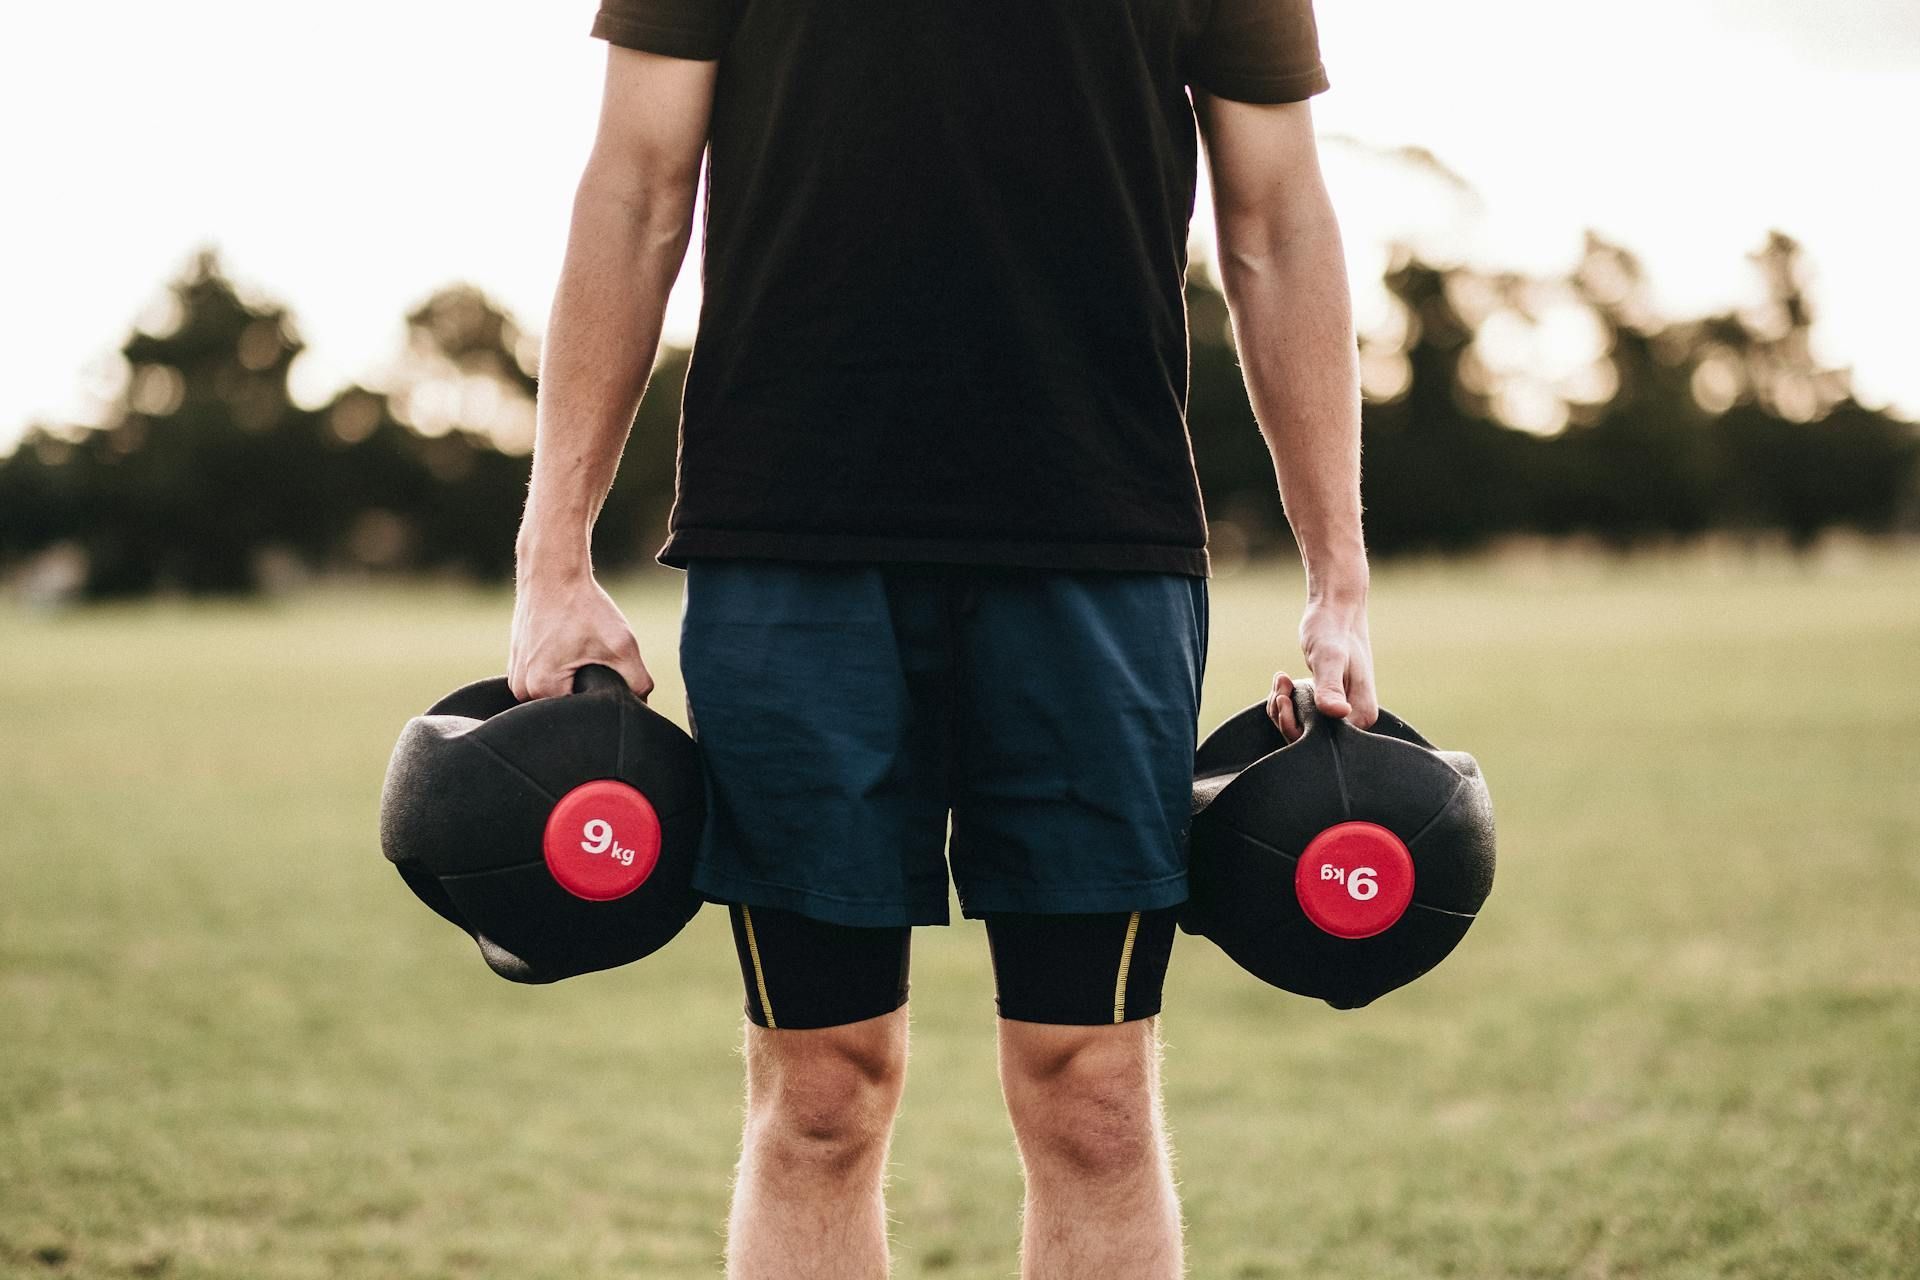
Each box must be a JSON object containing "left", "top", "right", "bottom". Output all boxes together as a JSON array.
[
  {"left": 1289, "top": 678, "right": 1435, "bottom": 752},
  {"left": 1286, "top": 677, "right": 1325, "bottom": 740},
  {"left": 570, "top": 662, "right": 638, "bottom": 700}
]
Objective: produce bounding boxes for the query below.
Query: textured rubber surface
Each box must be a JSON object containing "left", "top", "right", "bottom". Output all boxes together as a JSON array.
[
  {"left": 379, "top": 664, "right": 706, "bottom": 983},
  {"left": 1184, "top": 681, "right": 1496, "bottom": 1009}
]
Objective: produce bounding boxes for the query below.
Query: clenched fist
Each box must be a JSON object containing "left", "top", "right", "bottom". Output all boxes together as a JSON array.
[{"left": 508, "top": 564, "right": 654, "bottom": 703}]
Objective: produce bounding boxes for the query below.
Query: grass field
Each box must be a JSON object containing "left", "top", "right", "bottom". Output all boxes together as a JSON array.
[{"left": 3, "top": 547, "right": 1918, "bottom": 1279}]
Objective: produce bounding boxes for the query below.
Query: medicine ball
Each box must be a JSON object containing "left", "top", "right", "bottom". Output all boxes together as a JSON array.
[
  {"left": 378, "top": 664, "right": 706, "bottom": 983},
  {"left": 1183, "top": 680, "right": 1495, "bottom": 1009}
]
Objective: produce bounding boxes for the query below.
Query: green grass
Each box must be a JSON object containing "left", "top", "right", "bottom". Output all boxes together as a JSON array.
[{"left": 3, "top": 546, "right": 1918, "bottom": 1278}]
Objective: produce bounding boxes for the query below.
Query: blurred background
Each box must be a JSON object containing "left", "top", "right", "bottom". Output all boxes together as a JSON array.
[
  {"left": 4, "top": 1, "right": 1920, "bottom": 591},
  {"left": 2, "top": 2, "right": 1916, "bottom": 1277}
]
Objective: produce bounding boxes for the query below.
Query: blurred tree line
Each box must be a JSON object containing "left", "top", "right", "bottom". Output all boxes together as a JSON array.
[{"left": 1, "top": 235, "right": 1915, "bottom": 599}]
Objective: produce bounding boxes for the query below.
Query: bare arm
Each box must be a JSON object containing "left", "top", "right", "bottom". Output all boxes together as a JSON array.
[
  {"left": 510, "top": 46, "right": 718, "bottom": 700},
  {"left": 1195, "top": 92, "right": 1378, "bottom": 733}
]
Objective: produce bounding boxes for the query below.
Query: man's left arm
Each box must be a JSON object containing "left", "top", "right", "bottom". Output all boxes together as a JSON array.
[{"left": 1194, "top": 92, "right": 1378, "bottom": 738}]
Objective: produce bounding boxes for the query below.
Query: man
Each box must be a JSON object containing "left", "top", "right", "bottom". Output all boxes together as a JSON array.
[{"left": 508, "top": 0, "right": 1378, "bottom": 1273}]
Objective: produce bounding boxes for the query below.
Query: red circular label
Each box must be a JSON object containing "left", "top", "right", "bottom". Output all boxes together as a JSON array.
[
  {"left": 1294, "top": 821, "right": 1415, "bottom": 939},
  {"left": 542, "top": 780, "right": 662, "bottom": 901}
]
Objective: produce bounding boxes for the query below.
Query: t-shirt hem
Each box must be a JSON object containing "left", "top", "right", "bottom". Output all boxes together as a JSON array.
[
  {"left": 656, "top": 529, "right": 1211, "bottom": 578},
  {"left": 1189, "top": 62, "right": 1330, "bottom": 105},
  {"left": 589, "top": 11, "right": 728, "bottom": 60}
]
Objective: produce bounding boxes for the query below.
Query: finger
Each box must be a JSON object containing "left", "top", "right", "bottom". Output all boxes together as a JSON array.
[
  {"left": 525, "top": 663, "right": 573, "bottom": 702},
  {"left": 622, "top": 657, "right": 656, "bottom": 703},
  {"left": 1347, "top": 659, "right": 1380, "bottom": 730},
  {"left": 1267, "top": 670, "right": 1300, "bottom": 742},
  {"left": 1312, "top": 651, "right": 1352, "bottom": 718},
  {"left": 605, "top": 636, "right": 654, "bottom": 702}
]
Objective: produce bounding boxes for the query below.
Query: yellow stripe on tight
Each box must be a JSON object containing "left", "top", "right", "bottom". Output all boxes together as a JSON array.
[
  {"left": 742, "top": 906, "right": 777, "bottom": 1029},
  {"left": 1112, "top": 910, "right": 1142, "bottom": 1023}
]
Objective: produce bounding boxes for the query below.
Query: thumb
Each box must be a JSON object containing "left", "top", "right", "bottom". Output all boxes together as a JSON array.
[
  {"left": 609, "top": 651, "right": 656, "bottom": 703},
  {"left": 1312, "top": 653, "right": 1352, "bottom": 718}
]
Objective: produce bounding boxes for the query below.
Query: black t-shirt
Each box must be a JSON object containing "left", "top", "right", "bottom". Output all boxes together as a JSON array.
[{"left": 590, "top": 0, "right": 1328, "bottom": 578}]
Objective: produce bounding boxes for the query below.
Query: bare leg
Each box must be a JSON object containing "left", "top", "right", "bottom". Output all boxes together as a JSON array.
[
  {"left": 998, "top": 1016, "right": 1184, "bottom": 1279},
  {"left": 724, "top": 1005, "right": 909, "bottom": 1279}
]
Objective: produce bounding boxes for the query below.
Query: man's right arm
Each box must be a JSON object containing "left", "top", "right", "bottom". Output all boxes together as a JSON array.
[{"left": 509, "top": 46, "right": 718, "bottom": 701}]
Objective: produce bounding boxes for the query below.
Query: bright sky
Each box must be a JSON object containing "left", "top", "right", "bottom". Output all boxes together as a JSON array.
[{"left": 2, "top": 0, "right": 1916, "bottom": 450}]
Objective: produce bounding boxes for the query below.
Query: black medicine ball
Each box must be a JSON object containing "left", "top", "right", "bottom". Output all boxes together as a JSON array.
[
  {"left": 378, "top": 664, "right": 706, "bottom": 983},
  {"left": 1184, "top": 680, "right": 1496, "bottom": 1009}
]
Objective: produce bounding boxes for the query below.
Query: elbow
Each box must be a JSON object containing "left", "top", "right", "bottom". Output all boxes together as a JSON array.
[
  {"left": 1215, "top": 239, "right": 1275, "bottom": 290},
  {"left": 573, "top": 160, "right": 700, "bottom": 254},
  {"left": 1215, "top": 196, "right": 1343, "bottom": 286},
  {"left": 576, "top": 161, "right": 698, "bottom": 217}
]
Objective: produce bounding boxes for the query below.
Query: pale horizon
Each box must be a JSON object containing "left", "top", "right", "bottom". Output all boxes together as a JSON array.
[{"left": 3, "top": 0, "right": 1916, "bottom": 450}]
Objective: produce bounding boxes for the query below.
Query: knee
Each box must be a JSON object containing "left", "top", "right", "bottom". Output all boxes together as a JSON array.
[
  {"left": 747, "top": 1016, "right": 907, "bottom": 1181},
  {"left": 1002, "top": 1025, "right": 1159, "bottom": 1181}
]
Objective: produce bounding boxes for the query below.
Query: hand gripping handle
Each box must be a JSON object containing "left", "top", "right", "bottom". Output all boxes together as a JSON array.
[{"left": 569, "top": 662, "right": 638, "bottom": 700}]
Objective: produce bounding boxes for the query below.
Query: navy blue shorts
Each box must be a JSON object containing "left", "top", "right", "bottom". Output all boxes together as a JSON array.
[{"left": 678, "top": 560, "right": 1209, "bottom": 927}]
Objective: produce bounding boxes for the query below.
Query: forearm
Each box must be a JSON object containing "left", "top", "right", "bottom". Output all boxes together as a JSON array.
[
  {"left": 518, "top": 172, "right": 695, "bottom": 576},
  {"left": 1216, "top": 191, "right": 1367, "bottom": 600}
]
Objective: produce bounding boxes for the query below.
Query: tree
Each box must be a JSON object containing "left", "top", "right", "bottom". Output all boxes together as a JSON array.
[{"left": 3, "top": 235, "right": 1915, "bottom": 601}]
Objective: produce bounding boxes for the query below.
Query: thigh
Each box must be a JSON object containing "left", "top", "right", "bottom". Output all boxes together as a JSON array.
[
  {"left": 985, "top": 907, "right": 1180, "bottom": 1025},
  {"left": 679, "top": 559, "right": 955, "bottom": 926},
  {"left": 728, "top": 902, "right": 913, "bottom": 1031},
  {"left": 949, "top": 570, "right": 1208, "bottom": 918}
]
